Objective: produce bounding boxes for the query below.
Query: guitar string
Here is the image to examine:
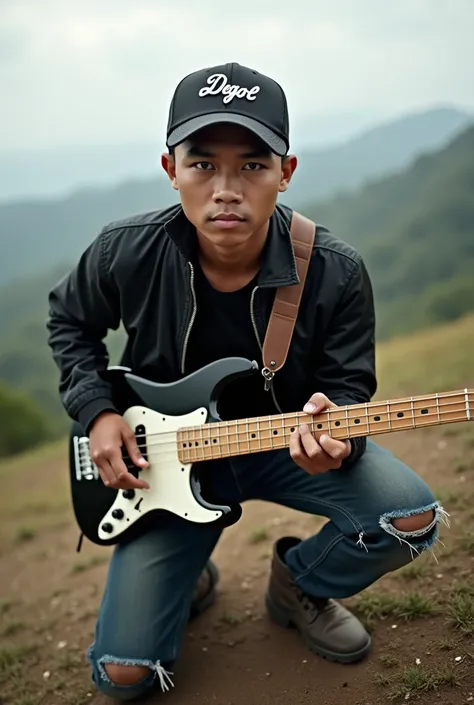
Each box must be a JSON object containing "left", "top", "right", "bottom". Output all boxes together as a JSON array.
[
  {"left": 76, "top": 403, "right": 472, "bottom": 471},
  {"left": 79, "top": 411, "right": 471, "bottom": 475},
  {"left": 77, "top": 399, "right": 472, "bottom": 460},
  {"left": 80, "top": 393, "right": 473, "bottom": 446}
]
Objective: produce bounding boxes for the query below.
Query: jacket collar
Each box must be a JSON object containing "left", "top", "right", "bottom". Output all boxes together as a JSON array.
[{"left": 163, "top": 203, "right": 299, "bottom": 288}]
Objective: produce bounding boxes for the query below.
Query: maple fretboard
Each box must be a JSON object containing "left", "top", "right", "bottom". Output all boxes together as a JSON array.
[{"left": 177, "top": 389, "right": 473, "bottom": 463}]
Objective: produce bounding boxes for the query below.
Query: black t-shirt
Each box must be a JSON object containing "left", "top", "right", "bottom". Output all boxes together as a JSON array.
[{"left": 184, "top": 264, "right": 277, "bottom": 421}]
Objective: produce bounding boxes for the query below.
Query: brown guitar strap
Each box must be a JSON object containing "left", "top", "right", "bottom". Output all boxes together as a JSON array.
[{"left": 261, "top": 211, "right": 316, "bottom": 388}]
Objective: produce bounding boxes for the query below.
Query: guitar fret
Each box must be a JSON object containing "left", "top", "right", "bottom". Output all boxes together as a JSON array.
[
  {"left": 365, "top": 403, "right": 370, "bottom": 434},
  {"left": 188, "top": 425, "right": 194, "bottom": 461},
  {"left": 285, "top": 414, "right": 296, "bottom": 443},
  {"left": 234, "top": 420, "right": 240, "bottom": 455},
  {"left": 410, "top": 396, "right": 415, "bottom": 428},
  {"left": 345, "top": 406, "right": 350, "bottom": 438},
  {"left": 436, "top": 393, "right": 440, "bottom": 423},
  {"left": 387, "top": 400, "right": 392, "bottom": 429},
  {"left": 225, "top": 421, "right": 230, "bottom": 454},
  {"left": 199, "top": 425, "right": 204, "bottom": 459},
  {"left": 465, "top": 388, "right": 472, "bottom": 421},
  {"left": 269, "top": 415, "right": 273, "bottom": 450}
]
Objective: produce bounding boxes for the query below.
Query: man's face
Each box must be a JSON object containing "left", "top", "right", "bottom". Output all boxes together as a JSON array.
[{"left": 162, "top": 124, "right": 297, "bottom": 249}]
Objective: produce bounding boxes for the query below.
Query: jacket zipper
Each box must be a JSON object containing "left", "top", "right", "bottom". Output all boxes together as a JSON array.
[
  {"left": 249, "top": 285, "right": 283, "bottom": 413},
  {"left": 180, "top": 262, "right": 197, "bottom": 375}
]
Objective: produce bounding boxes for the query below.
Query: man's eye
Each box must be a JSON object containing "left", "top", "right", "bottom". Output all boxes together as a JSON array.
[
  {"left": 243, "top": 162, "right": 263, "bottom": 171},
  {"left": 194, "top": 162, "right": 213, "bottom": 170}
]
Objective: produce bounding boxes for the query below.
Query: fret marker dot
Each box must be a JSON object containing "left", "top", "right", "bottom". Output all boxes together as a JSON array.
[
  {"left": 421, "top": 409, "right": 428, "bottom": 415},
  {"left": 251, "top": 433, "right": 256, "bottom": 438},
  {"left": 374, "top": 416, "right": 381, "bottom": 421},
  {"left": 397, "top": 412, "right": 404, "bottom": 418},
  {"left": 290, "top": 427, "right": 295, "bottom": 432},
  {"left": 273, "top": 430, "right": 278, "bottom": 435},
  {"left": 213, "top": 439, "right": 217, "bottom": 444},
  {"left": 317, "top": 424, "right": 323, "bottom": 430},
  {"left": 335, "top": 421, "right": 341, "bottom": 427},
  {"left": 354, "top": 419, "right": 360, "bottom": 424}
]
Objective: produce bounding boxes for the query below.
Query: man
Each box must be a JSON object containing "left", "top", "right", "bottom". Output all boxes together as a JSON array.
[{"left": 47, "top": 63, "right": 444, "bottom": 700}]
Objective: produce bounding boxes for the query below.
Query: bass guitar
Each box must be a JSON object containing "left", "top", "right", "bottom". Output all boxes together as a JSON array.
[{"left": 69, "top": 358, "right": 473, "bottom": 547}]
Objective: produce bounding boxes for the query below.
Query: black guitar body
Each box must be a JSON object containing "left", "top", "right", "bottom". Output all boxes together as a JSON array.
[{"left": 68, "top": 358, "right": 259, "bottom": 547}]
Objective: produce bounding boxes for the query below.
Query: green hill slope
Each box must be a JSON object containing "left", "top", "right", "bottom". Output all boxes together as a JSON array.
[{"left": 302, "top": 124, "right": 474, "bottom": 338}]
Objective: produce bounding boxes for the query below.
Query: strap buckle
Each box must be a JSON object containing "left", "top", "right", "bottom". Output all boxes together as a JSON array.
[{"left": 262, "top": 362, "right": 276, "bottom": 391}]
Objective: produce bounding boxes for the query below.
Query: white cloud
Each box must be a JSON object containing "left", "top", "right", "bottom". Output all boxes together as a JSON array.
[{"left": 0, "top": 0, "right": 473, "bottom": 149}]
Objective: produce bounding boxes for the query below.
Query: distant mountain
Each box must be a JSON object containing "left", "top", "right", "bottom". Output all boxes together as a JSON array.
[
  {"left": 1, "top": 121, "right": 473, "bottom": 424},
  {"left": 0, "top": 106, "right": 471, "bottom": 287},
  {"left": 0, "top": 143, "right": 164, "bottom": 203},
  {"left": 290, "top": 106, "right": 473, "bottom": 205},
  {"left": 301, "top": 123, "right": 474, "bottom": 339},
  {"left": 0, "top": 108, "right": 382, "bottom": 202}
]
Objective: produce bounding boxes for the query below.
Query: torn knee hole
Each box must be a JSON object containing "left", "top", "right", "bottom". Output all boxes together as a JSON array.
[
  {"left": 104, "top": 663, "right": 150, "bottom": 686},
  {"left": 378, "top": 503, "right": 449, "bottom": 557},
  {"left": 99, "top": 658, "right": 175, "bottom": 693},
  {"left": 391, "top": 509, "right": 435, "bottom": 533}
]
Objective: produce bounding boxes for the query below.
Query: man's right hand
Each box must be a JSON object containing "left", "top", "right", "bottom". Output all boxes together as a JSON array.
[{"left": 89, "top": 411, "right": 150, "bottom": 490}]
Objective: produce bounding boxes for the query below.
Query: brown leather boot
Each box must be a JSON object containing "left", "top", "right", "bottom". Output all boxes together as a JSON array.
[
  {"left": 189, "top": 559, "right": 219, "bottom": 619},
  {"left": 265, "top": 537, "right": 371, "bottom": 663}
]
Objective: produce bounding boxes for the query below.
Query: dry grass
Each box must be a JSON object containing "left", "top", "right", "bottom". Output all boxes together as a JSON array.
[
  {"left": 374, "top": 662, "right": 465, "bottom": 701},
  {"left": 354, "top": 591, "right": 438, "bottom": 632},
  {"left": 375, "top": 314, "right": 474, "bottom": 399}
]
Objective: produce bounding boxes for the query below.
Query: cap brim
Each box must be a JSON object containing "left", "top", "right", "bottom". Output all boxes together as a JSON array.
[{"left": 167, "top": 112, "right": 287, "bottom": 156}]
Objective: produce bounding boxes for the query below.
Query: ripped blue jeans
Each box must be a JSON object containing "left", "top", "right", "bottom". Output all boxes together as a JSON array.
[{"left": 88, "top": 440, "right": 446, "bottom": 700}]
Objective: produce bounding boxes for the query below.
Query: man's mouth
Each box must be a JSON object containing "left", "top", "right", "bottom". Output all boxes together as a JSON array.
[
  {"left": 210, "top": 213, "right": 246, "bottom": 229},
  {"left": 211, "top": 213, "right": 245, "bottom": 222}
]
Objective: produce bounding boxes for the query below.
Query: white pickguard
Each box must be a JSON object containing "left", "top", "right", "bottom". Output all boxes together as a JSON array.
[{"left": 97, "top": 405, "right": 223, "bottom": 541}]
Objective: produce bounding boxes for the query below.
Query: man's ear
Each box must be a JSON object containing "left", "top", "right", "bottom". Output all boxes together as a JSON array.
[
  {"left": 161, "top": 152, "right": 179, "bottom": 191},
  {"left": 279, "top": 154, "right": 298, "bottom": 193}
]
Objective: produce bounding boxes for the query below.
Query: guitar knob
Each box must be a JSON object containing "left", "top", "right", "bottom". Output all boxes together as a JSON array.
[
  {"left": 122, "top": 489, "right": 135, "bottom": 499},
  {"left": 101, "top": 522, "right": 113, "bottom": 533},
  {"left": 112, "top": 509, "right": 124, "bottom": 519}
]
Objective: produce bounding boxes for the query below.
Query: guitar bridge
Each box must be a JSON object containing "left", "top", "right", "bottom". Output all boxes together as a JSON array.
[{"left": 73, "top": 436, "right": 100, "bottom": 481}]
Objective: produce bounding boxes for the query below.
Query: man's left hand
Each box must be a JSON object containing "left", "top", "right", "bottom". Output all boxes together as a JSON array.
[{"left": 289, "top": 392, "right": 352, "bottom": 475}]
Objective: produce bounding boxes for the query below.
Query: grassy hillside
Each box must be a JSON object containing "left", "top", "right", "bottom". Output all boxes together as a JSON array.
[
  {"left": 302, "top": 124, "right": 474, "bottom": 339},
  {"left": 374, "top": 313, "right": 474, "bottom": 399}
]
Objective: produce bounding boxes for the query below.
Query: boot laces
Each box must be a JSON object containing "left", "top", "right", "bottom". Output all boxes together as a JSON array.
[{"left": 293, "top": 585, "right": 329, "bottom": 622}]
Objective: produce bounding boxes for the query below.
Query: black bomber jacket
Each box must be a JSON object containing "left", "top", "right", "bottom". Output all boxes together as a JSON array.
[{"left": 46, "top": 202, "right": 377, "bottom": 466}]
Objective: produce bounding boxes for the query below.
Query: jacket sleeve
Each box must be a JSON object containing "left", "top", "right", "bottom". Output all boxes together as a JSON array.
[
  {"left": 46, "top": 228, "right": 121, "bottom": 433},
  {"left": 314, "top": 255, "right": 377, "bottom": 467}
]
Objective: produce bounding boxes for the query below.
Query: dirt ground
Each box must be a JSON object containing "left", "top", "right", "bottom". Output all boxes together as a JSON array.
[{"left": 2, "top": 416, "right": 474, "bottom": 705}]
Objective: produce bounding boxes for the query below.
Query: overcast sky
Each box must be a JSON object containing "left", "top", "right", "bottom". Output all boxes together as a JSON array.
[{"left": 1, "top": 0, "right": 473, "bottom": 152}]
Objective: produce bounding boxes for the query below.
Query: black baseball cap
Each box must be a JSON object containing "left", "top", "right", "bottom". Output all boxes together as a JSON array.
[{"left": 166, "top": 62, "right": 290, "bottom": 156}]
